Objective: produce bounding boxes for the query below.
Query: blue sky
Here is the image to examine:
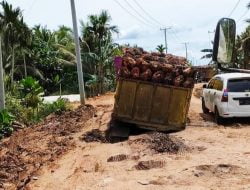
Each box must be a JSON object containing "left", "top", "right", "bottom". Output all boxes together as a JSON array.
[{"left": 8, "top": 0, "right": 250, "bottom": 65}]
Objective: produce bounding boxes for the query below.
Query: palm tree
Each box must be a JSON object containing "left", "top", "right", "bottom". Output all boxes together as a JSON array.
[
  {"left": 0, "top": 1, "right": 22, "bottom": 86},
  {"left": 156, "top": 44, "right": 166, "bottom": 54},
  {"left": 81, "top": 10, "right": 119, "bottom": 94},
  {"left": 200, "top": 49, "right": 213, "bottom": 59},
  {"left": 19, "top": 18, "right": 32, "bottom": 78}
]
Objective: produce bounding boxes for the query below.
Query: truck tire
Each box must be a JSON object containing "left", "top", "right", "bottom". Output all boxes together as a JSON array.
[
  {"left": 215, "top": 107, "right": 223, "bottom": 125},
  {"left": 202, "top": 98, "right": 209, "bottom": 114}
]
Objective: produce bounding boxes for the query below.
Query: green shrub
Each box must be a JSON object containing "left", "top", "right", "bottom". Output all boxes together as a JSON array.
[
  {"left": 0, "top": 110, "right": 15, "bottom": 139},
  {"left": 39, "top": 98, "right": 69, "bottom": 118},
  {"left": 19, "top": 77, "right": 44, "bottom": 109}
]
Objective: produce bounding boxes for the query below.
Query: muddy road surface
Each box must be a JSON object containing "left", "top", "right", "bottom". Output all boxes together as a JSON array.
[{"left": 1, "top": 88, "right": 250, "bottom": 190}]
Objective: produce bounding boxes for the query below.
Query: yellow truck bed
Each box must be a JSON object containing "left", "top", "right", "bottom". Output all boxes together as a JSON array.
[{"left": 113, "top": 79, "right": 192, "bottom": 132}]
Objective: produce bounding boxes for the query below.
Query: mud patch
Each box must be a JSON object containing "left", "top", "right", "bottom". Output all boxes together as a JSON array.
[
  {"left": 129, "top": 132, "right": 190, "bottom": 154},
  {"left": 194, "top": 164, "right": 249, "bottom": 177},
  {"left": 80, "top": 129, "right": 108, "bottom": 143},
  {"left": 134, "top": 160, "right": 165, "bottom": 170},
  {"left": 149, "top": 132, "right": 190, "bottom": 154},
  {"left": 0, "top": 105, "right": 95, "bottom": 189}
]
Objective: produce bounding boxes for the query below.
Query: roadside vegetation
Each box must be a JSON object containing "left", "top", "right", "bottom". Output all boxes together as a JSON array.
[
  {"left": 0, "top": 1, "right": 121, "bottom": 138},
  {"left": 0, "top": 0, "right": 250, "bottom": 140}
]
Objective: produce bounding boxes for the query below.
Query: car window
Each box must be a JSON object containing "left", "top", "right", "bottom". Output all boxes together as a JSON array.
[
  {"left": 213, "top": 79, "right": 223, "bottom": 91},
  {"left": 207, "top": 79, "right": 215, "bottom": 89},
  {"left": 227, "top": 78, "right": 250, "bottom": 92}
]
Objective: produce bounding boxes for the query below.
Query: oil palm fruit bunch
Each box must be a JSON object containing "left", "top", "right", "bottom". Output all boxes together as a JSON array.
[{"left": 118, "top": 48, "right": 195, "bottom": 88}]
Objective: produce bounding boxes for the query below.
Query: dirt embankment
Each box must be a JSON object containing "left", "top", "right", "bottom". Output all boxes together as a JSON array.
[{"left": 0, "top": 105, "right": 95, "bottom": 190}]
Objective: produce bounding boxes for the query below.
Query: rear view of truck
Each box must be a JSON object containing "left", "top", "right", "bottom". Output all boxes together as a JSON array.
[{"left": 112, "top": 48, "right": 195, "bottom": 132}]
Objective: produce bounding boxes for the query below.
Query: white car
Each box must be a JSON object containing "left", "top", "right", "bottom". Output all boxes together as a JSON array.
[{"left": 202, "top": 73, "right": 250, "bottom": 124}]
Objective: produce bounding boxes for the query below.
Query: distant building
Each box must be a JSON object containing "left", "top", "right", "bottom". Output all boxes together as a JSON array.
[{"left": 192, "top": 65, "right": 217, "bottom": 82}]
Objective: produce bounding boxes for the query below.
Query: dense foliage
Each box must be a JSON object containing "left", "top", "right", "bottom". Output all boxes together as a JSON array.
[
  {"left": 0, "top": 1, "right": 121, "bottom": 138},
  {"left": 0, "top": 1, "right": 120, "bottom": 97}
]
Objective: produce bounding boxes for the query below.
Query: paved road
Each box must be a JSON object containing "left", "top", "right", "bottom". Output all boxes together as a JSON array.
[{"left": 43, "top": 94, "right": 80, "bottom": 103}]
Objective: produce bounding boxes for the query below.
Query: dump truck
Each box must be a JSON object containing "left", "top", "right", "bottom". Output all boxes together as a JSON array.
[
  {"left": 112, "top": 50, "right": 194, "bottom": 133},
  {"left": 112, "top": 18, "right": 250, "bottom": 134}
]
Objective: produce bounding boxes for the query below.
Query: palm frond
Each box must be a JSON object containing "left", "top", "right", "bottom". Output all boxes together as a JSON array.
[
  {"left": 56, "top": 58, "right": 76, "bottom": 67},
  {"left": 200, "top": 54, "right": 213, "bottom": 59},
  {"left": 201, "top": 49, "right": 213, "bottom": 53}
]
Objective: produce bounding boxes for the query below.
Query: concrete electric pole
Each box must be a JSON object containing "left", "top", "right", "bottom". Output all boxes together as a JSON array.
[
  {"left": 70, "top": 0, "right": 85, "bottom": 105},
  {"left": 208, "top": 30, "right": 215, "bottom": 49},
  {"left": 182, "top": 42, "right": 189, "bottom": 60},
  {"left": 160, "top": 27, "right": 172, "bottom": 54},
  {"left": 0, "top": 36, "right": 5, "bottom": 110}
]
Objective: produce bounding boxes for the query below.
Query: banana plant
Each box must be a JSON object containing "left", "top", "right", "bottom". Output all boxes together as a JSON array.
[
  {"left": 19, "top": 76, "right": 44, "bottom": 109},
  {"left": 0, "top": 109, "right": 14, "bottom": 139}
]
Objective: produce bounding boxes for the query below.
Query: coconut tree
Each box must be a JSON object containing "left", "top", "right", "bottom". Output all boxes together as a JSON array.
[
  {"left": 80, "top": 10, "right": 119, "bottom": 94},
  {"left": 0, "top": 1, "right": 24, "bottom": 86},
  {"left": 200, "top": 49, "right": 213, "bottom": 59},
  {"left": 18, "top": 18, "right": 32, "bottom": 78}
]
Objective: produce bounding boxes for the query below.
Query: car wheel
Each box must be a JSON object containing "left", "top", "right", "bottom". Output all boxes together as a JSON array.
[
  {"left": 202, "top": 98, "right": 209, "bottom": 114},
  {"left": 215, "top": 107, "right": 223, "bottom": 125}
]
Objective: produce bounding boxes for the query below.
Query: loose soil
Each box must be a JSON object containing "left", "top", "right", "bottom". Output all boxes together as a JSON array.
[
  {"left": 128, "top": 132, "right": 190, "bottom": 154},
  {"left": 0, "top": 105, "right": 95, "bottom": 190},
  {"left": 1, "top": 88, "right": 250, "bottom": 190}
]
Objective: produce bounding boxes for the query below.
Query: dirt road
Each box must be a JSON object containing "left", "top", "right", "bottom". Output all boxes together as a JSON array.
[
  {"left": 27, "top": 91, "right": 250, "bottom": 190},
  {"left": 1, "top": 87, "right": 250, "bottom": 190}
]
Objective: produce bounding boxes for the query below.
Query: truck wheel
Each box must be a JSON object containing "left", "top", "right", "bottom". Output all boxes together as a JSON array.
[
  {"left": 202, "top": 98, "right": 209, "bottom": 114},
  {"left": 215, "top": 107, "right": 223, "bottom": 125}
]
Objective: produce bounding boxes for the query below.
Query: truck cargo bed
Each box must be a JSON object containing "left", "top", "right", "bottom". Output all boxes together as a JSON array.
[{"left": 113, "top": 79, "right": 192, "bottom": 132}]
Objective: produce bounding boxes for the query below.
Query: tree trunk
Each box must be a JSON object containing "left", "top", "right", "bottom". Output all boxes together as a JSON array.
[
  {"left": 11, "top": 47, "right": 15, "bottom": 87},
  {"left": 0, "top": 36, "right": 5, "bottom": 110},
  {"left": 98, "top": 63, "right": 102, "bottom": 94},
  {"left": 23, "top": 53, "right": 27, "bottom": 78}
]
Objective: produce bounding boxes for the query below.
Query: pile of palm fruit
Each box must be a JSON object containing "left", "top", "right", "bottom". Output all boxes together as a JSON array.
[{"left": 117, "top": 48, "right": 195, "bottom": 88}]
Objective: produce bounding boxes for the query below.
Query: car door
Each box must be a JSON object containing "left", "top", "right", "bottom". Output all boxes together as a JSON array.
[
  {"left": 208, "top": 79, "right": 217, "bottom": 110},
  {"left": 210, "top": 78, "right": 223, "bottom": 112},
  {"left": 204, "top": 79, "right": 215, "bottom": 110}
]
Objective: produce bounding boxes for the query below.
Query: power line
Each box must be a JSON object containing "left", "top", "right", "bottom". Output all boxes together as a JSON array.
[
  {"left": 237, "top": 8, "right": 249, "bottom": 23},
  {"left": 168, "top": 31, "right": 179, "bottom": 43},
  {"left": 123, "top": 0, "right": 158, "bottom": 27},
  {"left": 228, "top": 0, "right": 241, "bottom": 17},
  {"left": 113, "top": 0, "right": 152, "bottom": 28},
  {"left": 171, "top": 29, "right": 182, "bottom": 42},
  {"left": 132, "top": 0, "right": 163, "bottom": 27},
  {"left": 26, "top": 0, "right": 37, "bottom": 16}
]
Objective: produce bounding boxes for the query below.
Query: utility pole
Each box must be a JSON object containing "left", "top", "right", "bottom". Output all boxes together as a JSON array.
[
  {"left": 0, "top": 36, "right": 5, "bottom": 110},
  {"left": 208, "top": 30, "right": 215, "bottom": 49},
  {"left": 182, "top": 42, "right": 189, "bottom": 60},
  {"left": 70, "top": 0, "right": 85, "bottom": 105},
  {"left": 160, "top": 27, "right": 172, "bottom": 54}
]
